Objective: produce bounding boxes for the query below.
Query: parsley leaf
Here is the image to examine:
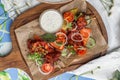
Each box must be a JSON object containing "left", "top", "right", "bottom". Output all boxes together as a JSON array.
[{"left": 40, "top": 33, "right": 56, "bottom": 42}]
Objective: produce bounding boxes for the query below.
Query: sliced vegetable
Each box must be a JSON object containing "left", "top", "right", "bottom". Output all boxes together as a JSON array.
[
  {"left": 79, "top": 13, "right": 83, "bottom": 17},
  {"left": 67, "top": 22, "right": 72, "bottom": 29},
  {"left": 77, "top": 48, "right": 87, "bottom": 55},
  {"left": 85, "top": 15, "right": 90, "bottom": 20},
  {"left": 40, "top": 33, "right": 56, "bottom": 42},
  {"left": 70, "top": 8, "right": 78, "bottom": 15},
  {"left": 87, "top": 19, "right": 92, "bottom": 25},
  {"left": 55, "top": 42, "right": 64, "bottom": 46},
  {"left": 86, "top": 37, "right": 96, "bottom": 49},
  {"left": 63, "top": 11, "right": 74, "bottom": 22},
  {"left": 66, "top": 45, "right": 76, "bottom": 54},
  {"left": 62, "top": 20, "right": 68, "bottom": 31},
  {"left": 61, "top": 49, "right": 68, "bottom": 57},
  {"left": 71, "top": 33, "right": 83, "bottom": 42},
  {"left": 85, "top": 15, "right": 92, "bottom": 25},
  {"left": 71, "top": 22, "right": 78, "bottom": 31},
  {"left": 56, "top": 32, "right": 68, "bottom": 45},
  {"left": 50, "top": 42, "right": 64, "bottom": 50},
  {"left": 27, "top": 52, "right": 42, "bottom": 60},
  {"left": 41, "top": 63, "right": 54, "bottom": 73},
  {"left": 71, "top": 49, "right": 76, "bottom": 54},
  {"left": 36, "top": 59, "right": 43, "bottom": 66},
  {"left": 27, "top": 53, "right": 44, "bottom": 66}
]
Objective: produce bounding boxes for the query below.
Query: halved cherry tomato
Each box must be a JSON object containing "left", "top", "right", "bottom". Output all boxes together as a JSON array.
[
  {"left": 41, "top": 63, "right": 54, "bottom": 73},
  {"left": 63, "top": 11, "right": 74, "bottom": 22},
  {"left": 77, "top": 48, "right": 87, "bottom": 55}
]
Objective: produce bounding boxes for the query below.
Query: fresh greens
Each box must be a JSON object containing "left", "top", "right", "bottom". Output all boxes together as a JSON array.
[
  {"left": 74, "top": 15, "right": 78, "bottom": 21},
  {"left": 110, "top": 70, "right": 120, "bottom": 80},
  {"left": 71, "top": 50, "right": 76, "bottom": 54},
  {"left": 40, "top": 33, "right": 56, "bottom": 42},
  {"left": 67, "top": 45, "right": 73, "bottom": 49},
  {"left": 27, "top": 52, "right": 43, "bottom": 66},
  {"left": 67, "top": 22, "right": 72, "bottom": 29},
  {"left": 66, "top": 45, "right": 76, "bottom": 54},
  {"left": 55, "top": 42, "right": 63, "bottom": 46},
  {"left": 61, "top": 49, "right": 68, "bottom": 57}
]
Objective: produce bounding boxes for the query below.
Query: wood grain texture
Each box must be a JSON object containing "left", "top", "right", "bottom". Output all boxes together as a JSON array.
[
  {"left": 37, "top": 0, "right": 72, "bottom": 4},
  {"left": 0, "top": 2, "right": 108, "bottom": 80}
]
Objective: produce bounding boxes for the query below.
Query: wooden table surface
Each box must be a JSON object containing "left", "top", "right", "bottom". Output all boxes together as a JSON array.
[{"left": 0, "top": 2, "right": 108, "bottom": 80}]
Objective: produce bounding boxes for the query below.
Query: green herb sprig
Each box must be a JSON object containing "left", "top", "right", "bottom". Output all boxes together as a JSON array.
[{"left": 40, "top": 33, "right": 56, "bottom": 42}]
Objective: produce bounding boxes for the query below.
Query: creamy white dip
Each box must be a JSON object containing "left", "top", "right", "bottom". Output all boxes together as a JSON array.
[{"left": 39, "top": 9, "right": 63, "bottom": 33}]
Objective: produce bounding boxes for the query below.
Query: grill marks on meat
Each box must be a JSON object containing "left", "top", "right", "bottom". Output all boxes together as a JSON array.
[{"left": 45, "top": 51, "right": 61, "bottom": 64}]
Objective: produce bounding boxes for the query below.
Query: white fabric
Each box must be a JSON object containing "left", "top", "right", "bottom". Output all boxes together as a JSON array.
[
  {"left": 70, "top": 48, "right": 120, "bottom": 80},
  {"left": 70, "top": 0, "right": 120, "bottom": 79},
  {"left": 1, "top": 0, "right": 120, "bottom": 80},
  {"left": 87, "top": 0, "right": 120, "bottom": 52}
]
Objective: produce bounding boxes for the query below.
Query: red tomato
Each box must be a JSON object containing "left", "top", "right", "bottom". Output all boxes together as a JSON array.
[
  {"left": 63, "top": 11, "right": 74, "bottom": 22},
  {"left": 77, "top": 48, "right": 87, "bottom": 55},
  {"left": 41, "top": 63, "right": 54, "bottom": 73}
]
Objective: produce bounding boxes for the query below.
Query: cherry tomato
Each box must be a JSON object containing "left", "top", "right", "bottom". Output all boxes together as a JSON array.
[
  {"left": 63, "top": 11, "right": 74, "bottom": 22},
  {"left": 77, "top": 48, "right": 87, "bottom": 55},
  {"left": 41, "top": 63, "right": 54, "bottom": 73}
]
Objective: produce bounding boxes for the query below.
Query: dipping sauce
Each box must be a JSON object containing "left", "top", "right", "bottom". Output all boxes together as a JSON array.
[{"left": 39, "top": 9, "right": 63, "bottom": 33}]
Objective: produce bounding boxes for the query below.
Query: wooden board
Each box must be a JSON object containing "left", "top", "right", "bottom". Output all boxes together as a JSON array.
[
  {"left": 0, "top": 1, "right": 108, "bottom": 80},
  {"left": 37, "top": 0, "right": 72, "bottom": 4}
]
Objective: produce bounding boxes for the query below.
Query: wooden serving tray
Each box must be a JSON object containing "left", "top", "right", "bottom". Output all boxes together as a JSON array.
[
  {"left": 37, "top": 0, "right": 73, "bottom": 4},
  {"left": 0, "top": 1, "right": 108, "bottom": 80}
]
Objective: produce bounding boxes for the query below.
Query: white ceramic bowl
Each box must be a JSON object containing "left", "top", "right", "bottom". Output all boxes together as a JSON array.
[{"left": 39, "top": 9, "right": 63, "bottom": 33}]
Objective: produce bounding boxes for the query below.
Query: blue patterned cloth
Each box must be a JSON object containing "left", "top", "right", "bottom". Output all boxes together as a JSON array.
[
  {"left": 49, "top": 73, "right": 94, "bottom": 80},
  {"left": 0, "top": 68, "right": 31, "bottom": 80},
  {"left": 0, "top": 0, "right": 12, "bottom": 56}
]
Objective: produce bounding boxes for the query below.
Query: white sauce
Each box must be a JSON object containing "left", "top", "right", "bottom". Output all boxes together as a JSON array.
[{"left": 40, "top": 9, "right": 63, "bottom": 33}]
